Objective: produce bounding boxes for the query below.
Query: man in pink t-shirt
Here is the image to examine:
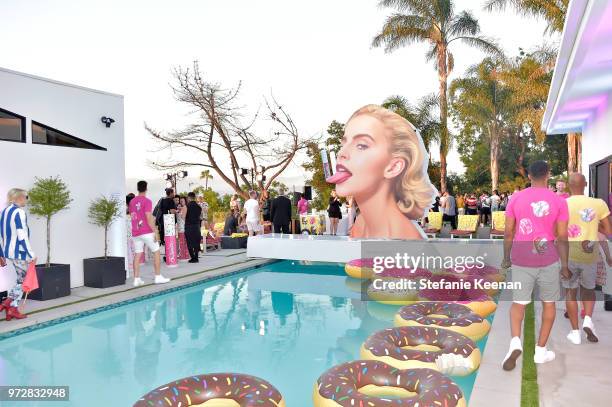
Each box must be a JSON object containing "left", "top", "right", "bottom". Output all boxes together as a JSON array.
[
  {"left": 128, "top": 181, "right": 170, "bottom": 287},
  {"left": 556, "top": 179, "right": 570, "bottom": 199},
  {"left": 501, "top": 161, "right": 569, "bottom": 371}
]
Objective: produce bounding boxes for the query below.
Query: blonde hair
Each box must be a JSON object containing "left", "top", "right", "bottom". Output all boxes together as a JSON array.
[
  {"left": 7, "top": 188, "right": 27, "bottom": 205},
  {"left": 348, "top": 104, "right": 437, "bottom": 219}
]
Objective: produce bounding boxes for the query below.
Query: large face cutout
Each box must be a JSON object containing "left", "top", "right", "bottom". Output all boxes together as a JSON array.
[{"left": 333, "top": 114, "right": 404, "bottom": 198}]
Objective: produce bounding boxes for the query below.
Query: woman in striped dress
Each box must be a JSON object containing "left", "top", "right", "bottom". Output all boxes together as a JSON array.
[{"left": 0, "top": 188, "right": 36, "bottom": 320}]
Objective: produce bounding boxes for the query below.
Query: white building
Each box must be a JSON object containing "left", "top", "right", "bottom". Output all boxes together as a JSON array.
[
  {"left": 0, "top": 67, "right": 126, "bottom": 291},
  {"left": 542, "top": 0, "right": 611, "bottom": 203}
]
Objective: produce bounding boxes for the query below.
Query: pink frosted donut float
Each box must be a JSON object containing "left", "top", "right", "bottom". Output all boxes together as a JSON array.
[
  {"left": 419, "top": 275, "right": 497, "bottom": 317},
  {"left": 344, "top": 258, "right": 375, "bottom": 279}
]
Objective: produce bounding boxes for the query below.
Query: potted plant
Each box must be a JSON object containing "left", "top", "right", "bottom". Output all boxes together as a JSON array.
[
  {"left": 28, "top": 176, "right": 73, "bottom": 300},
  {"left": 83, "top": 196, "right": 125, "bottom": 288}
]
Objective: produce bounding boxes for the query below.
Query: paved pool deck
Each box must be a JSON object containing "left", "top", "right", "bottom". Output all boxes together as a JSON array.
[
  {"left": 535, "top": 300, "right": 612, "bottom": 407},
  {"left": 0, "top": 249, "right": 272, "bottom": 336},
  {"left": 470, "top": 300, "right": 522, "bottom": 407}
]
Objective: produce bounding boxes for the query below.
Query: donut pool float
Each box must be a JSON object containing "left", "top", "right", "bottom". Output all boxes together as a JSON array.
[
  {"left": 395, "top": 302, "right": 491, "bottom": 341},
  {"left": 313, "top": 360, "right": 466, "bottom": 407},
  {"left": 366, "top": 277, "right": 420, "bottom": 305},
  {"left": 360, "top": 326, "right": 481, "bottom": 376},
  {"left": 345, "top": 258, "right": 375, "bottom": 279},
  {"left": 382, "top": 267, "right": 432, "bottom": 279},
  {"left": 345, "top": 258, "right": 432, "bottom": 280},
  {"left": 134, "top": 373, "right": 286, "bottom": 407},
  {"left": 446, "top": 264, "right": 506, "bottom": 283},
  {"left": 419, "top": 275, "right": 497, "bottom": 318}
]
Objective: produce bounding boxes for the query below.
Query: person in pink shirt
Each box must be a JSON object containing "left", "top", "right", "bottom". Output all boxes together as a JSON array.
[
  {"left": 297, "top": 194, "right": 309, "bottom": 215},
  {"left": 129, "top": 181, "right": 170, "bottom": 287},
  {"left": 556, "top": 179, "right": 570, "bottom": 199},
  {"left": 501, "top": 161, "right": 569, "bottom": 371}
]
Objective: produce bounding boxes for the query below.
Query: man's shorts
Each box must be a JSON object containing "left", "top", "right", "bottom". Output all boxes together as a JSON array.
[
  {"left": 562, "top": 260, "right": 597, "bottom": 290},
  {"left": 133, "top": 233, "right": 160, "bottom": 254},
  {"left": 511, "top": 262, "right": 561, "bottom": 304},
  {"left": 246, "top": 221, "right": 260, "bottom": 232}
]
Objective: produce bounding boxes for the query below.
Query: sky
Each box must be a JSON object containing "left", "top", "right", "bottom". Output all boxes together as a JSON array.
[{"left": 0, "top": 0, "right": 554, "bottom": 194}]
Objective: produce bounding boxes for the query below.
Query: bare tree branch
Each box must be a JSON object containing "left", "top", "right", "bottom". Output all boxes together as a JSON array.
[{"left": 146, "top": 61, "right": 318, "bottom": 199}]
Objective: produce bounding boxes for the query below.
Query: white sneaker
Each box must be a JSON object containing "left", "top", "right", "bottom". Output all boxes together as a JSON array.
[
  {"left": 566, "top": 329, "right": 581, "bottom": 345},
  {"left": 133, "top": 277, "right": 145, "bottom": 287},
  {"left": 502, "top": 336, "right": 523, "bottom": 371},
  {"left": 534, "top": 346, "right": 555, "bottom": 364},
  {"left": 583, "top": 316, "right": 599, "bottom": 343},
  {"left": 154, "top": 275, "right": 170, "bottom": 284}
]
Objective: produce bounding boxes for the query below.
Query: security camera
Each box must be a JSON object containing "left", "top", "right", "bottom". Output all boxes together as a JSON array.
[{"left": 101, "top": 116, "right": 115, "bottom": 128}]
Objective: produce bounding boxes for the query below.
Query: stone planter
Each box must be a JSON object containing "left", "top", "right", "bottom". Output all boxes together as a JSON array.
[
  {"left": 29, "top": 263, "right": 71, "bottom": 301},
  {"left": 83, "top": 257, "right": 126, "bottom": 288}
]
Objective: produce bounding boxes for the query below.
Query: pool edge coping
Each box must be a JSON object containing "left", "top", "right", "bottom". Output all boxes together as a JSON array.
[{"left": 0, "top": 257, "right": 277, "bottom": 340}]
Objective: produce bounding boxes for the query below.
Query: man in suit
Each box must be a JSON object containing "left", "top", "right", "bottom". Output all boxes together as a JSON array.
[
  {"left": 185, "top": 192, "right": 202, "bottom": 263},
  {"left": 270, "top": 188, "right": 292, "bottom": 234}
]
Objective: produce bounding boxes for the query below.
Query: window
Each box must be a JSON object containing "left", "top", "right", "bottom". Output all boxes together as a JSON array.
[
  {"left": 0, "top": 108, "right": 25, "bottom": 142},
  {"left": 32, "top": 121, "right": 106, "bottom": 150}
]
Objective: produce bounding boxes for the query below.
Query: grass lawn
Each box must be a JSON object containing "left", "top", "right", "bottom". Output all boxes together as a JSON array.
[{"left": 521, "top": 302, "right": 539, "bottom": 407}]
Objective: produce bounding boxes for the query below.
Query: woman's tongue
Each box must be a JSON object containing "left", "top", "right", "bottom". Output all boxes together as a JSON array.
[{"left": 326, "top": 170, "right": 352, "bottom": 184}]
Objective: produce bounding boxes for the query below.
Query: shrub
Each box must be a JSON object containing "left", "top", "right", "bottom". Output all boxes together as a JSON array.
[
  {"left": 88, "top": 196, "right": 122, "bottom": 258},
  {"left": 28, "top": 176, "right": 72, "bottom": 267}
]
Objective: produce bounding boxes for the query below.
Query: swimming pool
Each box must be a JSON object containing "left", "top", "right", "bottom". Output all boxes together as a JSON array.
[{"left": 0, "top": 261, "right": 494, "bottom": 406}]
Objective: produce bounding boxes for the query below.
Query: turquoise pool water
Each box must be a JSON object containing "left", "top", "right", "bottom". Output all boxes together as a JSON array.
[{"left": 0, "top": 261, "right": 494, "bottom": 406}]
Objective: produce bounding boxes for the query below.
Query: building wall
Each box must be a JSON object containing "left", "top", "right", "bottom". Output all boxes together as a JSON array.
[
  {"left": 582, "top": 102, "right": 612, "bottom": 187},
  {"left": 0, "top": 68, "right": 126, "bottom": 290}
]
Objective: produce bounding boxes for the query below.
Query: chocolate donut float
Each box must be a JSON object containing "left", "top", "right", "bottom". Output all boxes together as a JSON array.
[
  {"left": 360, "top": 326, "right": 481, "bottom": 376},
  {"left": 133, "top": 373, "right": 286, "bottom": 407},
  {"left": 394, "top": 302, "right": 491, "bottom": 341},
  {"left": 313, "top": 360, "right": 466, "bottom": 407}
]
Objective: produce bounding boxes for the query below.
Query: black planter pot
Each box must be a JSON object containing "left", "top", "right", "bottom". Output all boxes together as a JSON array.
[
  {"left": 221, "top": 236, "right": 248, "bottom": 249},
  {"left": 83, "top": 257, "right": 126, "bottom": 288},
  {"left": 29, "top": 264, "right": 71, "bottom": 301}
]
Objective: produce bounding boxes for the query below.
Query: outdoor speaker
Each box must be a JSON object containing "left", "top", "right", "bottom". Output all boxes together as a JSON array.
[{"left": 304, "top": 186, "right": 312, "bottom": 200}]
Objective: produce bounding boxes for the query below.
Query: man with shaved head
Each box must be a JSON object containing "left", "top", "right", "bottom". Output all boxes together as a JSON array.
[{"left": 564, "top": 172, "right": 612, "bottom": 345}]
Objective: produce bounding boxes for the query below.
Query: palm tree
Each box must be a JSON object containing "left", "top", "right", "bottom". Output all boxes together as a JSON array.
[
  {"left": 200, "top": 169, "right": 213, "bottom": 190},
  {"left": 373, "top": 0, "right": 501, "bottom": 192},
  {"left": 450, "top": 58, "right": 511, "bottom": 192},
  {"left": 484, "top": 0, "right": 568, "bottom": 34},
  {"left": 485, "top": 1, "right": 579, "bottom": 172},
  {"left": 382, "top": 94, "right": 440, "bottom": 155},
  {"left": 499, "top": 47, "right": 557, "bottom": 177}
]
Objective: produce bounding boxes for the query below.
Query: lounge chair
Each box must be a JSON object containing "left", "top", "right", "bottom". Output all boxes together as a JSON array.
[
  {"left": 424, "top": 211, "right": 443, "bottom": 238},
  {"left": 450, "top": 215, "right": 479, "bottom": 239},
  {"left": 491, "top": 211, "right": 506, "bottom": 239}
]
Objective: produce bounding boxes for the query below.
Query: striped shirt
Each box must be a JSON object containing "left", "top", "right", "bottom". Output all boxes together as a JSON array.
[{"left": 0, "top": 204, "right": 35, "bottom": 261}]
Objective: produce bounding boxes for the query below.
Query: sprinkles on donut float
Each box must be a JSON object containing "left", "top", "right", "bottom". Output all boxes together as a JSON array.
[
  {"left": 394, "top": 302, "right": 491, "bottom": 341},
  {"left": 418, "top": 274, "right": 497, "bottom": 318},
  {"left": 134, "top": 373, "right": 286, "bottom": 407},
  {"left": 313, "top": 360, "right": 466, "bottom": 407},
  {"left": 360, "top": 326, "right": 481, "bottom": 376}
]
